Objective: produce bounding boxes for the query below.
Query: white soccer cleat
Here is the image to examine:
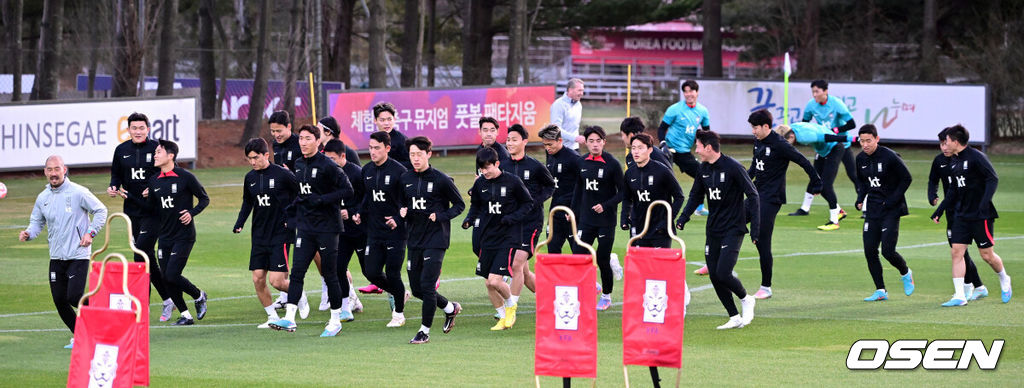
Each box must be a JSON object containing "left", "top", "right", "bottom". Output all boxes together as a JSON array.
[
  {"left": 386, "top": 312, "right": 406, "bottom": 328},
  {"left": 298, "top": 292, "right": 311, "bottom": 319},
  {"left": 610, "top": 253, "right": 623, "bottom": 280},
  {"left": 352, "top": 296, "right": 364, "bottom": 313},
  {"left": 270, "top": 293, "right": 287, "bottom": 310},
  {"left": 257, "top": 318, "right": 276, "bottom": 329},
  {"left": 740, "top": 295, "right": 756, "bottom": 326},
  {"left": 716, "top": 315, "right": 745, "bottom": 330}
]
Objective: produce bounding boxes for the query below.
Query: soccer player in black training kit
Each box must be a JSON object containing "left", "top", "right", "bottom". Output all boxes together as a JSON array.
[
  {"left": 540, "top": 124, "right": 580, "bottom": 254},
  {"left": 620, "top": 116, "right": 671, "bottom": 170},
  {"left": 354, "top": 131, "right": 411, "bottom": 328},
  {"left": 677, "top": 130, "right": 758, "bottom": 330},
  {"left": 323, "top": 140, "right": 366, "bottom": 318},
  {"left": 318, "top": 116, "right": 361, "bottom": 165},
  {"left": 932, "top": 124, "right": 1013, "bottom": 305},
  {"left": 927, "top": 128, "right": 987, "bottom": 300},
  {"left": 503, "top": 124, "right": 555, "bottom": 313},
  {"left": 621, "top": 133, "right": 684, "bottom": 247},
  {"left": 399, "top": 136, "right": 466, "bottom": 344},
  {"left": 270, "top": 110, "right": 302, "bottom": 171},
  {"left": 478, "top": 116, "right": 512, "bottom": 165},
  {"left": 268, "top": 125, "right": 354, "bottom": 336},
  {"left": 854, "top": 125, "right": 915, "bottom": 302},
  {"left": 233, "top": 138, "right": 309, "bottom": 328},
  {"left": 571, "top": 125, "right": 625, "bottom": 311},
  {"left": 373, "top": 102, "right": 412, "bottom": 170},
  {"left": 120, "top": 140, "right": 210, "bottom": 325},
  {"left": 106, "top": 112, "right": 175, "bottom": 321},
  {"left": 746, "top": 109, "right": 822, "bottom": 299},
  {"left": 463, "top": 147, "right": 533, "bottom": 331}
]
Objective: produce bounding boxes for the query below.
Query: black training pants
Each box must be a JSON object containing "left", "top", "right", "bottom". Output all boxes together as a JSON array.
[
  {"left": 574, "top": 226, "right": 615, "bottom": 294},
  {"left": 290, "top": 231, "right": 344, "bottom": 309},
  {"left": 408, "top": 248, "right": 451, "bottom": 328},
  {"left": 756, "top": 202, "right": 782, "bottom": 287},
  {"left": 547, "top": 213, "right": 578, "bottom": 254},
  {"left": 131, "top": 215, "right": 170, "bottom": 302},
  {"left": 49, "top": 259, "right": 89, "bottom": 333},
  {"left": 158, "top": 239, "right": 202, "bottom": 313},
  {"left": 363, "top": 239, "right": 407, "bottom": 313},
  {"left": 862, "top": 215, "right": 910, "bottom": 290},
  {"left": 810, "top": 145, "right": 843, "bottom": 209},
  {"left": 706, "top": 233, "right": 748, "bottom": 317}
]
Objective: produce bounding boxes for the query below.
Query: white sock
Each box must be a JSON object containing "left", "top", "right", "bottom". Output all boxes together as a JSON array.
[
  {"left": 285, "top": 304, "right": 298, "bottom": 321},
  {"left": 443, "top": 302, "right": 455, "bottom": 314},
  {"left": 278, "top": 292, "right": 287, "bottom": 301},
  {"left": 601, "top": 293, "right": 611, "bottom": 300},
  {"left": 953, "top": 278, "right": 966, "bottom": 300},
  {"left": 829, "top": 207, "right": 841, "bottom": 224},
  {"left": 342, "top": 297, "right": 351, "bottom": 313},
  {"left": 393, "top": 311, "right": 405, "bottom": 319},
  {"left": 509, "top": 295, "right": 520, "bottom": 305},
  {"left": 264, "top": 305, "right": 278, "bottom": 317},
  {"left": 321, "top": 277, "right": 328, "bottom": 293},
  {"left": 420, "top": 324, "right": 430, "bottom": 334},
  {"left": 997, "top": 270, "right": 1011, "bottom": 292},
  {"left": 503, "top": 298, "right": 515, "bottom": 308},
  {"left": 964, "top": 283, "right": 975, "bottom": 298},
  {"left": 329, "top": 308, "right": 341, "bottom": 325},
  {"left": 496, "top": 307, "right": 506, "bottom": 319},
  {"left": 181, "top": 310, "right": 194, "bottom": 320},
  {"left": 760, "top": 286, "right": 771, "bottom": 292},
  {"left": 877, "top": 288, "right": 886, "bottom": 294},
  {"left": 163, "top": 298, "right": 173, "bottom": 304},
  {"left": 800, "top": 192, "right": 814, "bottom": 212}
]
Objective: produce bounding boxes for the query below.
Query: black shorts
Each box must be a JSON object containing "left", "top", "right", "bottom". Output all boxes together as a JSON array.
[
  {"left": 476, "top": 248, "right": 514, "bottom": 278},
  {"left": 670, "top": 151, "right": 700, "bottom": 178},
  {"left": 516, "top": 223, "right": 542, "bottom": 258},
  {"left": 950, "top": 218, "right": 995, "bottom": 248},
  {"left": 249, "top": 243, "right": 291, "bottom": 272}
]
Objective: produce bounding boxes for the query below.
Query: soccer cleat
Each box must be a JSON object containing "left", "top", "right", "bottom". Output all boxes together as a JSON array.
[
  {"left": 318, "top": 295, "right": 330, "bottom": 311},
  {"left": 257, "top": 318, "right": 276, "bottom": 329},
  {"left": 352, "top": 297, "right": 364, "bottom": 313},
  {"left": 863, "top": 290, "right": 888, "bottom": 302},
  {"left": 504, "top": 304, "right": 518, "bottom": 328},
  {"left": 195, "top": 291, "right": 208, "bottom": 320},
  {"left": 716, "top": 316, "right": 745, "bottom": 330},
  {"left": 410, "top": 331, "right": 430, "bottom": 344},
  {"left": 271, "top": 293, "right": 287, "bottom": 310},
  {"left": 901, "top": 270, "right": 915, "bottom": 296},
  {"left": 269, "top": 319, "right": 297, "bottom": 332},
  {"left": 320, "top": 322, "right": 342, "bottom": 337},
  {"left": 339, "top": 310, "right": 355, "bottom": 322},
  {"left": 298, "top": 292, "right": 311, "bottom": 319},
  {"left": 160, "top": 300, "right": 175, "bottom": 322},
  {"left": 173, "top": 317, "right": 194, "bottom": 326},
  {"left": 740, "top": 295, "right": 756, "bottom": 326},
  {"left": 387, "top": 312, "right": 406, "bottom": 328},
  {"left": 493, "top": 312, "right": 501, "bottom": 320},
  {"left": 817, "top": 222, "right": 840, "bottom": 231},
  {"left": 64, "top": 338, "right": 74, "bottom": 349},
  {"left": 1002, "top": 289, "right": 1012, "bottom": 303},
  {"left": 610, "top": 253, "right": 624, "bottom": 281},
  {"left": 964, "top": 285, "right": 975, "bottom": 301},
  {"left": 788, "top": 208, "right": 809, "bottom": 216},
  {"left": 358, "top": 284, "right": 383, "bottom": 294},
  {"left": 753, "top": 287, "right": 772, "bottom": 300},
  {"left": 443, "top": 302, "right": 462, "bottom": 333},
  {"left": 970, "top": 286, "right": 989, "bottom": 301},
  {"left": 838, "top": 209, "right": 848, "bottom": 222},
  {"left": 491, "top": 318, "right": 508, "bottom": 331},
  {"left": 596, "top": 297, "right": 612, "bottom": 311},
  {"left": 941, "top": 297, "right": 968, "bottom": 307},
  {"left": 694, "top": 265, "right": 709, "bottom": 276}
]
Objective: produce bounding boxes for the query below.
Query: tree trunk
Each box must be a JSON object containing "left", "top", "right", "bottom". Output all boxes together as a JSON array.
[
  {"left": 368, "top": 0, "right": 386, "bottom": 88},
  {"left": 208, "top": 0, "right": 230, "bottom": 119},
  {"left": 240, "top": 0, "right": 272, "bottom": 145},
  {"left": 400, "top": 0, "right": 420, "bottom": 87},
  {"left": 156, "top": 0, "right": 178, "bottom": 96},
  {"left": 522, "top": 0, "right": 541, "bottom": 83},
  {"left": 87, "top": 41, "right": 98, "bottom": 98},
  {"left": 31, "top": 0, "right": 63, "bottom": 100},
  {"left": 198, "top": 0, "right": 216, "bottom": 118},
  {"left": 920, "top": 0, "right": 939, "bottom": 82},
  {"left": 283, "top": 0, "right": 306, "bottom": 120},
  {"left": 797, "top": 0, "right": 819, "bottom": 78},
  {"left": 426, "top": 0, "right": 436, "bottom": 86},
  {"left": 701, "top": 0, "right": 723, "bottom": 77},
  {"left": 112, "top": 0, "right": 141, "bottom": 97},
  {"left": 462, "top": 0, "right": 495, "bottom": 86},
  {"left": 234, "top": 0, "right": 253, "bottom": 77},
  {"left": 505, "top": 0, "right": 525, "bottom": 84},
  {"left": 6, "top": 0, "right": 24, "bottom": 101},
  {"left": 336, "top": 0, "right": 356, "bottom": 89}
]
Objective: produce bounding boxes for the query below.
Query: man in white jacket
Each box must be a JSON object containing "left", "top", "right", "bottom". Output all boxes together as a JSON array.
[{"left": 19, "top": 155, "right": 108, "bottom": 349}]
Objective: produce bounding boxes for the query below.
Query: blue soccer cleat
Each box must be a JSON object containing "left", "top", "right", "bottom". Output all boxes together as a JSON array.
[
  {"left": 901, "top": 270, "right": 915, "bottom": 296},
  {"left": 863, "top": 290, "right": 888, "bottom": 302},
  {"left": 320, "top": 323, "right": 342, "bottom": 337},
  {"left": 941, "top": 297, "right": 968, "bottom": 307},
  {"left": 1002, "top": 289, "right": 1012, "bottom": 303},
  {"left": 269, "top": 319, "right": 296, "bottom": 332},
  {"left": 339, "top": 310, "right": 355, "bottom": 322},
  {"left": 970, "top": 286, "right": 988, "bottom": 301},
  {"left": 596, "top": 297, "right": 612, "bottom": 311}
]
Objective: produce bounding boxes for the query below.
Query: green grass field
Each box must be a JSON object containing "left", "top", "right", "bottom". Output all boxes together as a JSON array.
[{"left": 1, "top": 144, "right": 1022, "bottom": 387}]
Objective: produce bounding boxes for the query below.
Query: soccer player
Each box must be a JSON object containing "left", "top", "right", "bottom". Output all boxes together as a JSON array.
[
  {"left": 353, "top": 131, "right": 411, "bottom": 327},
  {"left": 621, "top": 133, "right": 684, "bottom": 247},
  {"left": 620, "top": 116, "right": 670, "bottom": 170},
  {"left": 20, "top": 155, "right": 107, "bottom": 348},
  {"left": 463, "top": 147, "right": 533, "bottom": 330},
  {"left": 928, "top": 128, "right": 987, "bottom": 300},
  {"left": 106, "top": 112, "right": 175, "bottom": 321},
  {"left": 478, "top": 116, "right": 511, "bottom": 164},
  {"left": 854, "top": 125, "right": 915, "bottom": 302},
  {"left": 676, "top": 130, "right": 758, "bottom": 330},
  {"left": 399, "top": 136, "right": 466, "bottom": 344},
  {"left": 744, "top": 109, "right": 822, "bottom": 299},
  {"left": 794, "top": 80, "right": 860, "bottom": 216},
  {"left": 319, "top": 116, "right": 361, "bottom": 165},
  {"left": 571, "top": 125, "right": 625, "bottom": 311},
  {"left": 120, "top": 140, "right": 210, "bottom": 325},
  {"left": 539, "top": 124, "right": 580, "bottom": 254},
  {"left": 269, "top": 125, "right": 353, "bottom": 336},
  {"left": 270, "top": 110, "right": 301, "bottom": 171},
  {"left": 658, "top": 79, "right": 710, "bottom": 215},
  {"left": 233, "top": 138, "right": 310, "bottom": 328},
  {"left": 778, "top": 122, "right": 857, "bottom": 230},
  {"left": 550, "top": 78, "right": 586, "bottom": 150},
  {"left": 373, "top": 102, "right": 412, "bottom": 169},
  {"left": 932, "top": 125, "right": 1012, "bottom": 305},
  {"left": 323, "top": 139, "right": 365, "bottom": 317},
  {"left": 503, "top": 124, "right": 555, "bottom": 312}
]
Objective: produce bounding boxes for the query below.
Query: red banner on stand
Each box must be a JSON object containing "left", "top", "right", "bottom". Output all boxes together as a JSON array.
[
  {"left": 534, "top": 254, "right": 598, "bottom": 379},
  {"left": 67, "top": 306, "right": 140, "bottom": 388},
  {"left": 88, "top": 262, "right": 150, "bottom": 386},
  {"left": 622, "top": 246, "right": 686, "bottom": 368}
]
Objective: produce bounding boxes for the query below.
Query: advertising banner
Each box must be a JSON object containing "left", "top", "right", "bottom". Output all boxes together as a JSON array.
[
  {"left": 534, "top": 253, "right": 598, "bottom": 379},
  {"left": 693, "top": 79, "right": 988, "bottom": 144},
  {"left": 328, "top": 85, "right": 556, "bottom": 150},
  {"left": 0, "top": 97, "right": 197, "bottom": 171},
  {"left": 622, "top": 246, "right": 686, "bottom": 369}
]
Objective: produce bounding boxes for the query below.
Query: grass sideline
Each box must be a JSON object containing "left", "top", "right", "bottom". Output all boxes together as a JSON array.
[{"left": 0, "top": 144, "right": 1022, "bottom": 386}]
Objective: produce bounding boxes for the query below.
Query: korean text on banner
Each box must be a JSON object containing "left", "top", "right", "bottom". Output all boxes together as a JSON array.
[
  {"left": 534, "top": 253, "right": 598, "bottom": 379},
  {"left": 622, "top": 246, "right": 686, "bottom": 368}
]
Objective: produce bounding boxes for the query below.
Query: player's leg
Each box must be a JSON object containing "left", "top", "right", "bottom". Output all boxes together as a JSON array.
[
  {"left": 792, "top": 155, "right": 823, "bottom": 216},
  {"left": 48, "top": 260, "right": 77, "bottom": 333},
  {"left": 947, "top": 217, "right": 985, "bottom": 298},
  {"left": 841, "top": 147, "right": 861, "bottom": 193},
  {"left": 862, "top": 218, "right": 888, "bottom": 301},
  {"left": 273, "top": 233, "right": 315, "bottom": 331},
  {"left": 719, "top": 234, "right": 753, "bottom": 324},
  {"left": 594, "top": 227, "right": 615, "bottom": 310},
  {"left": 171, "top": 240, "right": 207, "bottom": 319},
  {"left": 252, "top": 268, "right": 278, "bottom": 327},
  {"left": 332, "top": 239, "right": 354, "bottom": 321},
  {"left": 349, "top": 236, "right": 367, "bottom": 310},
  {"left": 157, "top": 242, "right": 190, "bottom": 320},
  {"left": 755, "top": 202, "right": 780, "bottom": 298},
  {"left": 880, "top": 216, "right": 912, "bottom": 296},
  {"left": 488, "top": 249, "right": 515, "bottom": 330},
  {"left": 973, "top": 220, "right": 1011, "bottom": 302},
  {"left": 706, "top": 236, "right": 741, "bottom": 329},
  {"left": 316, "top": 233, "right": 345, "bottom": 336},
  {"left": 134, "top": 216, "right": 175, "bottom": 321},
  {"left": 817, "top": 147, "right": 844, "bottom": 229},
  {"left": 380, "top": 241, "right": 408, "bottom": 327}
]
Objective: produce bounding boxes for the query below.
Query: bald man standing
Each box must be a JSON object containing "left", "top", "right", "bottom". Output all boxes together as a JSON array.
[{"left": 19, "top": 156, "right": 108, "bottom": 349}]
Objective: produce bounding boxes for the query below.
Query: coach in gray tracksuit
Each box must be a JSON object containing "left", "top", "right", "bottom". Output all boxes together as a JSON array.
[{"left": 19, "top": 155, "right": 107, "bottom": 342}]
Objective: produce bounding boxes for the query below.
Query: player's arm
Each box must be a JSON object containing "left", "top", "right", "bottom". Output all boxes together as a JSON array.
[
  {"left": 784, "top": 141, "right": 822, "bottom": 193},
  {"left": 504, "top": 179, "right": 535, "bottom": 224},
  {"left": 571, "top": 165, "right": 584, "bottom": 217},
  {"left": 802, "top": 102, "right": 813, "bottom": 122},
  {"left": 462, "top": 183, "right": 480, "bottom": 229},
  {"left": 122, "top": 179, "right": 155, "bottom": 210},
  {"left": 233, "top": 176, "right": 255, "bottom": 232},
  {"left": 978, "top": 153, "right": 999, "bottom": 213},
  {"left": 600, "top": 160, "right": 625, "bottom": 208},
  {"left": 885, "top": 153, "right": 912, "bottom": 209},
  {"left": 854, "top": 154, "right": 867, "bottom": 208},
  {"left": 438, "top": 176, "right": 465, "bottom": 222},
  {"left": 189, "top": 174, "right": 211, "bottom": 216},
  {"left": 666, "top": 169, "right": 686, "bottom": 221},
  {"left": 620, "top": 175, "right": 632, "bottom": 230},
  {"left": 319, "top": 166, "right": 353, "bottom": 205},
  {"left": 677, "top": 175, "right": 705, "bottom": 229},
  {"left": 80, "top": 187, "right": 108, "bottom": 236},
  {"left": 932, "top": 183, "right": 958, "bottom": 222},
  {"left": 926, "top": 157, "right": 941, "bottom": 205},
  {"left": 657, "top": 121, "right": 670, "bottom": 143},
  {"left": 835, "top": 101, "right": 855, "bottom": 132},
  {"left": 700, "top": 109, "right": 711, "bottom": 131},
  {"left": 109, "top": 146, "right": 123, "bottom": 193},
  {"left": 534, "top": 164, "right": 555, "bottom": 204},
  {"left": 737, "top": 163, "right": 761, "bottom": 242},
  {"left": 23, "top": 199, "right": 46, "bottom": 241}
]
